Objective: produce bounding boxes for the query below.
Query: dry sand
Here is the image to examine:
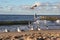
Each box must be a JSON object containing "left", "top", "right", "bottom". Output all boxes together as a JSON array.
[{"left": 0, "top": 30, "right": 60, "bottom": 40}]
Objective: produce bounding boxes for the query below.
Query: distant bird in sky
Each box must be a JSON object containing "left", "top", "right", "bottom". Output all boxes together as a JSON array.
[{"left": 30, "top": 2, "right": 40, "bottom": 9}]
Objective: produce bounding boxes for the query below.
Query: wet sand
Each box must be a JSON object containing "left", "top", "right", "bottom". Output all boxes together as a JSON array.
[{"left": 0, "top": 30, "right": 60, "bottom": 40}]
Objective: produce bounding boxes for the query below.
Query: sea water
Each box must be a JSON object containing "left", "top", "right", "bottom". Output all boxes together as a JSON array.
[{"left": 0, "top": 15, "right": 60, "bottom": 32}]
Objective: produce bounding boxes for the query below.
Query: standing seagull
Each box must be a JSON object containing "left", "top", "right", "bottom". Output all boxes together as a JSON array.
[
  {"left": 4, "top": 29, "right": 8, "bottom": 32},
  {"left": 17, "top": 27, "right": 21, "bottom": 32}
]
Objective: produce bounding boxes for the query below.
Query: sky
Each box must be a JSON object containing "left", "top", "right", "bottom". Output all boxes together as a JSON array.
[
  {"left": 0, "top": 0, "right": 60, "bottom": 6},
  {"left": 0, "top": 0, "right": 60, "bottom": 15}
]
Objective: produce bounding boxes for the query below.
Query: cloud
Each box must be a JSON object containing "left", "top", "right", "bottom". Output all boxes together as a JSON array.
[{"left": 0, "top": 2, "right": 60, "bottom": 15}]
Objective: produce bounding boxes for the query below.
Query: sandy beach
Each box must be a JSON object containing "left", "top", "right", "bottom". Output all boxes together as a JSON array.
[{"left": 0, "top": 30, "right": 60, "bottom": 40}]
